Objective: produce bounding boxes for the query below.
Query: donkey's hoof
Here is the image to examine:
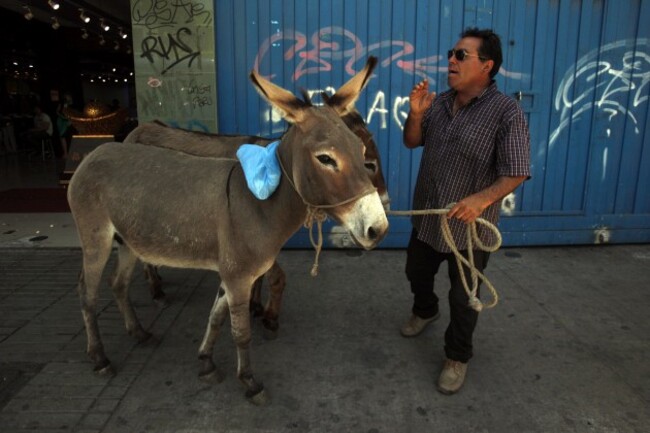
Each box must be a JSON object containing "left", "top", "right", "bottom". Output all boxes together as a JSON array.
[
  {"left": 199, "top": 368, "right": 224, "bottom": 384},
  {"left": 93, "top": 363, "right": 115, "bottom": 377},
  {"left": 246, "top": 388, "right": 269, "bottom": 406}
]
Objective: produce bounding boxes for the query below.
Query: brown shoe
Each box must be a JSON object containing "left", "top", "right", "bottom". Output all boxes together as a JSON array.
[
  {"left": 400, "top": 312, "right": 440, "bottom": 337},
  {"left": 437, "top": 358, "right": 468, "bottom": 394}
]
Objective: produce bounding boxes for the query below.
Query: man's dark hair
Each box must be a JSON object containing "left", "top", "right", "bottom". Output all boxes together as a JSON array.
[{"left": 461, "top": 27, "right": 503, "bottom": 79}]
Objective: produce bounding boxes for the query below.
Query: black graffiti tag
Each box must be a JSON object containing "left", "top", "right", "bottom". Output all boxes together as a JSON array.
[
  {"left": 132, "top": 0, "right": 212, "bottom": 30},
  {"left": 140, "top": 27, "right": 200, "bottom": 74}
]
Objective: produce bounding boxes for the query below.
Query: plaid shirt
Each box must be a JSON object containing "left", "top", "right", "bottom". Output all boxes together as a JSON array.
[{"left": 412, "top": 82, "right": 531, "bottom": 252}]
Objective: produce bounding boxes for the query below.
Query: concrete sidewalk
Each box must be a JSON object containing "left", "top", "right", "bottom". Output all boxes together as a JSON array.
[{"left": 1, "top": 244, "right": 649, "bottom": 432}]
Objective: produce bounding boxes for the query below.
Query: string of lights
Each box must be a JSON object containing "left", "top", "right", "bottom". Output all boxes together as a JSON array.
[
  {"left": 20, "top": 0, "right": 131, "bottom": 54},
  {"left": 8, "top": 1, "right": 135, "bottom": 85}
]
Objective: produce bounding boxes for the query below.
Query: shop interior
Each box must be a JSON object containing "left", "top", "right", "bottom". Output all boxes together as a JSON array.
[{"left": 0, "top": 0, "right": 134, "bottom": 195}]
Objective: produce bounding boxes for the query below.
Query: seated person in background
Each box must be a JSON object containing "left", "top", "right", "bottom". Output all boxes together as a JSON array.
[{"left": 21, "top": 105, "right": 53, "bottom": 153}]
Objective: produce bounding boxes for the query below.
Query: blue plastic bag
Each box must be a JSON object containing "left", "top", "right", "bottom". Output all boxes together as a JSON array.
[{"left": 236, "top": 140, "right": 282, "bottom": 200}]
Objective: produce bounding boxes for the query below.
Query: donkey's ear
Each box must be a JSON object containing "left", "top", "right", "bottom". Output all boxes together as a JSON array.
[
  {"left": 250, "top": 70, "right": 307, "bottom": 123},
  {"left": 326, "top": 56, "right": 378, "bottom": 116}
]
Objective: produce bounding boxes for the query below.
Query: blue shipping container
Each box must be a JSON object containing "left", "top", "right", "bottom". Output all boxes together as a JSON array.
[{"left": 214, "top": 0, "right": 650, "bottom": 247}]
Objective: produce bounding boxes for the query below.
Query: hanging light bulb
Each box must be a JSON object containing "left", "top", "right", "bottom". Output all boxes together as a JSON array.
[
  {"left": 79, "top": 8, "right": 90, "bottom": 24},
  {"left": 23, "top": 5, "right": 34, "bottom": 20},
  {"left": 47, "top": 0, "right": 60, "bottom": 10},
  {"left": 118, "top": 27, "right": 128, "bottom": 39},
  {"left": 98, "top": 35, "right": 106, "bottom": 46},
  {"left": 114, "top": 41, "right": 120, "bottom": 51},
  {"left": 81, "top": 28, "right": 89, "bottom": 40},
  {"left": 51, "top": 16, "right": 60, "bottom": 30},
  {"left": 100, "top": 18, "right": 110, "bottom": 31}
]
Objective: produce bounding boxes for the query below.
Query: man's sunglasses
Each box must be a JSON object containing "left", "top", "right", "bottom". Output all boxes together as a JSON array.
[{"left": 447, "top": 48, "right": 487, "bottom": 62}]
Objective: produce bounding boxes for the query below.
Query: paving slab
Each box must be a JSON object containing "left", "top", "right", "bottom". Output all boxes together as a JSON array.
[{"left": 0, "top": 245, "right": 649, "bottom": 432}]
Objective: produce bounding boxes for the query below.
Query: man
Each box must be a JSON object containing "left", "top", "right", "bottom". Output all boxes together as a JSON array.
[
  {"left": 23, "top": 105, "right": 53, "bottom": 154},
  {"left": 401, "top": 28, "right": 530, "bottom": 394}
]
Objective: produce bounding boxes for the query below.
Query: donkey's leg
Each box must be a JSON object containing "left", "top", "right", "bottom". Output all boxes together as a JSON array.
[
  {"left": 226, "top": 280, "right": 268, "bottom": 405},
  {"left": 77, "top": 231, "right": 114, "bottom": 375},
  {"left": 249, "top": 276, "right": 264, "bottom": 317},
  {"left": 111, "top": 244, "right": 152, "bottom": 342},
  {"left": 143, "top": 263, "right": 167, "bottom": 304},
  {"left": 262, "top": 262, "right": 287, "bottom": 340},
  {"left": 197, "top": 286, "right": 229, "bottom": 383}
]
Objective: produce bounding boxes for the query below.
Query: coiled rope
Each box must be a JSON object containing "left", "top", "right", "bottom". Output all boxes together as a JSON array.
[{"left": 387, "top": 205, "right": 502, "bottom": 311}]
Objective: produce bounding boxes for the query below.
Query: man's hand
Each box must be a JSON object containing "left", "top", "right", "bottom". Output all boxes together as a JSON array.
[
  {"left": 446, "top": 195, "right": 489, "bottom": 224},
  {"left": 446, "top": 176, "right": 528, "bottom": 224},
  {"left": 404, "top": 80, "right": 436, "bottom": 148},
  {"left": 409, "top": 80, "right": 436, "bottom": 116}
]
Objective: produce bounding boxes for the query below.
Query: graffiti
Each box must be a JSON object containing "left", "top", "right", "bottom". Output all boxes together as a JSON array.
[
  {"left": 147, "top": 76, "right": 163, "bottom": 87},
  {"left": 132, "top": 0, "right": 212, "bottom": 30},
  {"left": 255, "top": 26, "right": 527, "bottom": 83},
  {"left": 254, "top": 26, "right": 442, "bottom": 82},
  {"left": 549, "top": 39, "right": 650, "bottom": 148},
  {"left": 140, "top": 27, "right": 200, "bottom": 74},
  {"left": 192, "top": 96, "right": 212, "bottom": 108},
  {"left": 366, "top": 92, "right": 389, "bottom": 129},
  {"left": 186, "top": 80, "right": 213, "bottom": 108},
  {"left": 138, "top": 75, "right": 214, "bottom": 118}
]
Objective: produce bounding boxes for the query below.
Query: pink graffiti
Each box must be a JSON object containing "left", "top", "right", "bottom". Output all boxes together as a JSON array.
[{"left": 254, "top": 26, "right": 448, "bottom": 82}]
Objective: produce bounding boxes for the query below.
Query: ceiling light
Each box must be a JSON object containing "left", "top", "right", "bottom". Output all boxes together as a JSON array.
[
  {"left": 23, "top": 5, "right": 34, "bottom": 20},
  {"left": 51, "top": 16, "right": 60, "bottom": 30},
  {"left": 79, "top": 9, "right": 90, "bottom": 24},
  {"left": 119, "top": 27, "right": 128, "bottom": 39},
  {"left": 99, "top": 35, "right": 105, "bottom": 46},
  {"left": 100, "top": 18, "right": 110, "bottom": 31},
  {"left": 81, "top": 28, "right": 89, "bottom": 39},
  {"left": 113, "top": 41, "right": 120, "bottom": 50},
  {"left": 48, "top": 0, "right": 60, "bottom": 10}
]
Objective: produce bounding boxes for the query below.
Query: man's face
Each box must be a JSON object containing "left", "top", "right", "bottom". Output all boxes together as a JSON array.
[{"left": 447, "top": 37, "right": 489, "bottom": 91}]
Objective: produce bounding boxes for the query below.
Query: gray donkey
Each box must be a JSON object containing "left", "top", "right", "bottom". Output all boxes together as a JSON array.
[
  {"left": 67, "top": 68, "right": 389, "bottom": 404},
  {"left": 124, "top": 57, "right": 386, "bottom": 338}
]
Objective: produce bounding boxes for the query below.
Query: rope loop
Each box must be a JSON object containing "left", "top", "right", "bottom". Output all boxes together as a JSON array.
[
  {"left": 304, "top": 206, "right": 327, "bottom": 276},
  {"left": 387, "top": 204, "right": 502, "bottom": 312}
]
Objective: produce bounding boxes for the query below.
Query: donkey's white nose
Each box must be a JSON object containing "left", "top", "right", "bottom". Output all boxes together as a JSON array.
[{"left": 347, "top": 192, "right": 389, "bottom": 250}]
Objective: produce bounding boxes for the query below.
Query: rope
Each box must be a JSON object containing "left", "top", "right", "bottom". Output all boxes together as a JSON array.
[
  {"left": 387, "top": 205, "right": 502, "bottom": 312},
  {"left": 304, "top": 207, "right": 327, "bottom": 276},
  {"left": 275, "top": 147, "right": 376, "bottom": 277}
]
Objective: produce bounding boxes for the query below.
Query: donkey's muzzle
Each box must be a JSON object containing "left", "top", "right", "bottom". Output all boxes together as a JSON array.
[{"left": 344, "top": 192, "right": 389, "bottom": 250}]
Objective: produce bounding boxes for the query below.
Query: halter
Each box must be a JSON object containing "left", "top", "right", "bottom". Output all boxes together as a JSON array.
[{"left": 276, "top": 146, "right": 377, "bottom": 276}]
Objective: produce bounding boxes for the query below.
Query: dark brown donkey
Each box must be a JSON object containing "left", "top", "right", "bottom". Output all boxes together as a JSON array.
[
  {"left": 67, "top": 68, "right": 389, "bottom": 404},
  {"left": 124, "top": 57, "right": 387, "bottom": 338}
]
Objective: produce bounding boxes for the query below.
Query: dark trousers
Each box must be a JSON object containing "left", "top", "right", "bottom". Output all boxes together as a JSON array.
[{"left": 405, "top": 228, "right": 490, "bottom": 363}]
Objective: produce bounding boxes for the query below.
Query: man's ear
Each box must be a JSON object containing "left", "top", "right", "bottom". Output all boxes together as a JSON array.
[{"left": 484, "top": 59, "right": 495, "bottom": 74}]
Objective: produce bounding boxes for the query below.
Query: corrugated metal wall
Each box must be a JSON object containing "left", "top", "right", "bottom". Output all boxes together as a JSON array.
[{"left": 214, "top": 0, "right": 650, "bottom": 248}]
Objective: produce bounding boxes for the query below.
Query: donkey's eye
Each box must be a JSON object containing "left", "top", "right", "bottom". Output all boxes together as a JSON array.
[
  {"left": 316, "top": 154, "right": 338, "bottom": 169},
  {"left": 364, "top": 162, "right": 377, "bottom": 174}
]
